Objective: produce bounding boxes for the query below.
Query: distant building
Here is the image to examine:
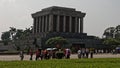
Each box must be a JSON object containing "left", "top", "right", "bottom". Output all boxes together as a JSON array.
[{"left": 31, "top": 6, "right": 104, "bottom": 50}]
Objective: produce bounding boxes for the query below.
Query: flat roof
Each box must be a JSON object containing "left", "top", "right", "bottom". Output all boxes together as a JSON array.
[{"left": 42, "top": 6, "right": 76, "bottom": 11}]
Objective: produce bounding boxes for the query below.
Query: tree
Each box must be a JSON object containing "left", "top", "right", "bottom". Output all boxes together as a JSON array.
[
  {"left": 14, "top": 29, "right": 24, "bottom": 40},
  {"left": 45, "top": 37, "right": 69, "bottom": 48},
  {"left": 33, "top": 38, "right": 39, "bottom": 48},
  {"left": 9, "top": 27, "right": 16, "bottom": 40},
  {"left": 13, "top": 27, "right": 32, "bottom": 50},
  {"left": 1, "top": 31, "right": 10, "bottom": 41},
  {"left": 103, "top": 38, "right": 120, "bottom": 49},
  {"left": 1, "top": 31, "right": 11, "bottom": 45},
  {"left": 103, "top": 25, "right": 120, "bottom": 38},
  {"left": 115, "top": 25, "right": 120, "bottom": 38},
  {"left": 102, "top": 25, "right": 120, "bottom": 49},
  {"left": 103, "top": 27, "right": 115, "bottom": 38}
]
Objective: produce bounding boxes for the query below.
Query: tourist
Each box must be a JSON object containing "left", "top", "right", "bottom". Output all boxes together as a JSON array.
[
  {"left": 90, "top": 48, "right": 94, "bottom": 58},
  {"left": 35, "top": 49, "right": 40, "bottom": 60},
  {"left": 55, "top": 49, "right": 64, "bottom": 59},
  {"left": 19, "top": 50, "right": 24, "bottom": 61},
  {"left": 43, "top": 49, "right": 49, "bottom": 59},
  {"left": 81, "top": 48, "right": 85, "bottom": 58},
  {"left": 85, "top": 48, "right": 89, "bottom": 58},
  {"left": 77, "top": 48, "right": 82, "bottom": 59},
  {"left": 65, "top": 48, "right": 71, "bottom": 59},
  {"left": 40, "top": 50, "right": 44, "bottom": 60},
  {"left": 29, "top": 49, "right": 34, "bottom": 60},
  {"left": 52, "top": 49, "right": 56, "bottom": 59}
]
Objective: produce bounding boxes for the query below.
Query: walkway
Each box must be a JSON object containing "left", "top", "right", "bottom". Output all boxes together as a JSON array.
[{"left": 0, "top": 54, "right": 120, "bottom": 61}]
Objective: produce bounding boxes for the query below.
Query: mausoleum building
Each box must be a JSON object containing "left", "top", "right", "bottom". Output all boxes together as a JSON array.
[{"left": 31, "top": 6, "right": 104, "bottom": 49}]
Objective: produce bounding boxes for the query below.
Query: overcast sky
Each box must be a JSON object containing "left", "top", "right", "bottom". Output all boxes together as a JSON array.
[{"left": 0, "top": 0, "right": 120, "bottom": 39}]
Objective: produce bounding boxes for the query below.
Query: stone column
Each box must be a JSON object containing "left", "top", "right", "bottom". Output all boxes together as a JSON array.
[
  {"left": 69, "top": 16, "right": 72, "bottom": 32},
  {"left": 63, "top": 16, "right": 66, "bottom": 32},
  {"left": 39, "top": 17, "right": 41, "bottom": 33},
  {"left": 75, "top": 17, "right": 78, "bottom": 33},
  {"left": 42, "top": 16, "right": 44, "bottom": 32},
  {"left": 47, "top": 15, "right": 49, "bottom": 32},
  {"left": 80, "top": 17, "right": 83, "bottom": 33},
  {"left": 57, "top": 15, "right": 60, "bottom": 32},
  {"left": 36, "top": 17, "right": 38, "bottom": 33},
  {"left": 49, "top": 14, "right": 53, "bottom": 32},
  {"left": 40, "top": 16, "right": 42, "bottom": 32},
  {"left": 33, "top": 17, "right": 36, "bottom": 34},
  {"left": 45, "top": 15, "right": 48, "bottom": 32}
]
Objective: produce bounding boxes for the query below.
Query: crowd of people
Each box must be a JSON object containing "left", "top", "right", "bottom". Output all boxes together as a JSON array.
[
  {"left": 19, "top": 48, "right": 71, "bottom": 60},
  {"left": 19, "top": 48, "right": 94, "bottom": 61},
  {"left": 77, "top": 48, "right": 94, "bottom": 59}
]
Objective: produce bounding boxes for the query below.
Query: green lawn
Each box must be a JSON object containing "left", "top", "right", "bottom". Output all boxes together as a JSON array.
[{"left": 0, "top": 58, "right": 120, "bottom": 68}]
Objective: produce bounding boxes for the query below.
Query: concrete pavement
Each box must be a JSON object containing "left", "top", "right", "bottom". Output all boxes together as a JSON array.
[{"left": 0, "top": 54, "right": 120, "bottom": 61}]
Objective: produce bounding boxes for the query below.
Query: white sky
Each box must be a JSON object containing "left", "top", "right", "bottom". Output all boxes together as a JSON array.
[{"left": 0, "top": 0, "right": 120, "bottom": 39}]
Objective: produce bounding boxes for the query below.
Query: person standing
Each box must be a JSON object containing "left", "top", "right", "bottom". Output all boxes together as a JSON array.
[
  {"left": 19, "top": 50, "right": 24, "bottom": 61},
  {"left": 65, "top": 48, "right": 71, "bottom": 59},
  {"left": 85, "top": 48, "right": 89, "bottom": 58},
  {"left": 44, "top": 49, "right": 48, "bottom": 59},
  {"left": 90, "top": 48, "right": 94, "bottom": 58},
  {"left": 40, "top": 50, "right": 43, "bottom": 60},
  {"left": 55, "top": 49, "right": 64, "bottom": 59},
  {"left": 35, "top": 49, "right": 40, "bottom": 60},
  {"left": 77, "top": 48, "right": 82, "bottom": 59},
  {"left": 81, "top": 48, "right": 85, "bottom": 58},
  {"left": 29, "top": 49, "right": 34, "bottom": 60}
]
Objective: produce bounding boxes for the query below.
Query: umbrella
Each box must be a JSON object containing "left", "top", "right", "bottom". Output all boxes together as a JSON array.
[
  {"left": 46, "top": 48, "right": 57, "bottom": 50},
  {"left": 116, "top": 47, "right": 120, "bottom": 50}
]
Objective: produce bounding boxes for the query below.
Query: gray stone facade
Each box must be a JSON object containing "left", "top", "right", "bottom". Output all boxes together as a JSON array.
[
  {"left": 32, "top": 6, "right": 104, "bottom": 49},
  {"left": 32, "top": 6, "right": 85, "bottom": 33}
]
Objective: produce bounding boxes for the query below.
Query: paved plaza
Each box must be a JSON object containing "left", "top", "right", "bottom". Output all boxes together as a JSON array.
[{"left": 0, "top": 54, "right": 120, "bottom": 61}]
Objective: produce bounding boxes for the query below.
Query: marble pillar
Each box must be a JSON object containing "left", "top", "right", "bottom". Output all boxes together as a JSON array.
[
  {"left": 40, "top": 16, "right": 42, "bottom": 32},
  {"left": 42, "top": 16, "right": 44, "bottom": 32},
  {"left": 63, "top": 16, "right": 66, "bottom": 32},
  {"left": 75, "top": 17, "right": 78, "bottom": 33},
  {"left": 45, "top": 15, "right": 48, "bottom": 32},
  {"left": 33, "top": 18, "right": 36, "bottom": 33},
  {"left": 39, "top": 17, "right": 41, "bottom": 33},
  {"left": 35, "top": 17, "right": 38, "bottom": 33},
  {"left": 80, "top": 17, "right": 83, "bottom": 33},
  {"left": 57, "top": 15, "right": 60, "bottom": 32},
  {"left": 47, "top": 15, "right": 49, "bottom": 32},
  {"left": 69, "top": 16, "right": 72, "bottom": 32},
  {"left": 49, "top": 15, "right": 53, "bottom": 32},
  {"left": 37, "top": 17, "right": 40, "bottom": 33}
]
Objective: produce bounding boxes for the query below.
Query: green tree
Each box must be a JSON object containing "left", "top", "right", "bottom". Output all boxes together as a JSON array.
[
  {"left": 1, "top": 31, "right": 10, "bottom": 41},
  {"left": 103, "top": 38, "right": 120, "bottom": 49},
  {"left": 115, "top": 25, "right": 120, "bottom": 38},
  {"left": 102, "top": 25, "right": 120, "bottom": 49},
  {"left": 13, "top": 27, "right": 32, "bottom": 50},
  {"left": 14, "top": 29, "right": 24, "bottom": 40},
  {"left": 1, "top": 31, "right": 11, "bottom": 45},
  {"left": 103, "top": 25, "right": 120, "bottom": 38},
  {"left": 45, "top": 37, "right": 68, "bottom": 48},
  {"left": 9, "top": 27, "right": 16, "bottom": 40},
  {"left": 103, "top": 27, "right": 115, "bottom": 38}
]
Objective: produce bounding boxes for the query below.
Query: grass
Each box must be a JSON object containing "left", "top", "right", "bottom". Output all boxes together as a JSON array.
[{"left": 0, "top": 58, "right": 120, "bottom": 68}]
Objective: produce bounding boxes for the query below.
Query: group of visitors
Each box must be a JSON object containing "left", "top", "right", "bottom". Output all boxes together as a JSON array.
[
  {"left": 35, "top": 48, "right": 51, "bottom": 60},
  {"left": 19, "top": 48, "right": 94, "bottom": 61},
  {"left": 77, "top": 48, "right": 94, "bottom": 58},
  {"left": 19, "top": 48, "right": 71, "bottom": 60},
  {"left": 35, "top": 48, "right": 71, "bottom": 60}
]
